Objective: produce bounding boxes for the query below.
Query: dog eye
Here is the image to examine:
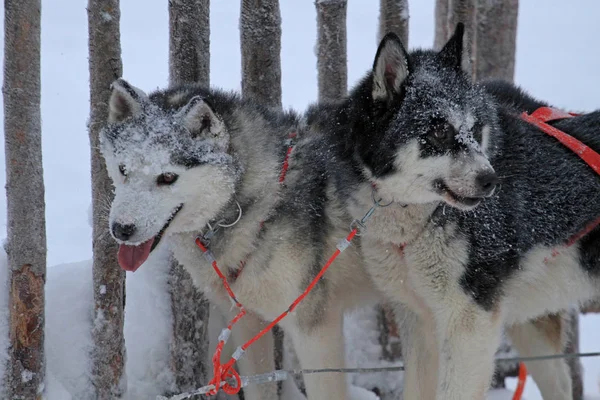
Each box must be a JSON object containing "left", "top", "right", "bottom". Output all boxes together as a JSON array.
[
  {"left": 118, "top": 164, "right": 127, "bottom": 176},
  {"left": 431, "top": 123, "right": 453, "bottom": 142},
  {"left": 157, "top": 173, "right": 179, "bottom": 186}
]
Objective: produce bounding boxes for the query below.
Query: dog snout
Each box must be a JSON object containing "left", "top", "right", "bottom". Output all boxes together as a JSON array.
[
  {"left": 112, "top": 222, "right": 137, "bottom": 241},
  {"left": 475, "top": 171, "right": 498, "bottom": 196}
]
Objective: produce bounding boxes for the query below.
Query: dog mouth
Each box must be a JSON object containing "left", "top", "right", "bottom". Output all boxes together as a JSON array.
[
  {"left": 435, "top": 181, "right": 483, "bottom": 210},
  {"left": 117, "top": 204, "right": 183, "bottom": 272}
]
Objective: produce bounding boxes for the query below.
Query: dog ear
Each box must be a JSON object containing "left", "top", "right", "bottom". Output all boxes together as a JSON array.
[
  {"left": 177, "top": 96, "right": 226, "bottom": 141},
  {"left": 438, "top": 23, "right": 471, "bottom": 75},
  {"left": 372, "top": 32, "right": 410, "bottom": 102},
  {"left": 108, "top": 79, "right": 148, "bottom": 123}
]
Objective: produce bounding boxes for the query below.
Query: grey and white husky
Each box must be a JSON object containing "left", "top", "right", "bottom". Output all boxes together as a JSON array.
[
  {"left": 306, "top": 23, "right": 600, "bottom": 400},
  {"left": 100, "top": 80, "right": 380, "bottom": 399}
]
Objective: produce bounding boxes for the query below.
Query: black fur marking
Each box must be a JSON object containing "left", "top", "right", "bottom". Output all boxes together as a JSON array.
[
  {"left": 150, "top": 204, "right": 183, "bottom": 252},
  {"left": 438, "top": 22, "right": 466, "bottom": 71},
  {"left": 121, "top": 81, "right": 140, "bottom": 101},
  {"left": 481, "top": 79, "right": 548, "bottom": 113},
  {"left": 579, "top": 226, "right": 600, "bottom": 274}
]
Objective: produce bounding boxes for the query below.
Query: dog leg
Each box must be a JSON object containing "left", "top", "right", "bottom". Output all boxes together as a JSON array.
[
  {"left": 396, "top": 305, "right": 438, "bottom": 400},
  {"left": 226, "top": 311, "right": 278, "bottom": 400},
  {"left": 287, "top": 308, "right": 348, "bottom": 400},
  {"left": 507, "top": 315, "right": 572, "bottom": 400},
  {"left": 433, "top": 305, "right": 502, "bottom": 400}
]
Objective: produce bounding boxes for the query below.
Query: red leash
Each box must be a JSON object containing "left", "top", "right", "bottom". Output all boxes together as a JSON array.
[
  {"left": 195, "top": 130, "right": 379, "bottom": 395},
  {"left": 196, "top": 131, "right": 297, "bottom": 394},
  {"left": 196, "top": 224, "right": 362, "bottom": 395},
  {"left": 512, "top": 362, "right": 528, "bottom": 400}
]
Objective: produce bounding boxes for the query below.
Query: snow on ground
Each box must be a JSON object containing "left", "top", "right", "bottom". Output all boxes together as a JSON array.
[
  {"left": 122, "top": 246, "right": 175, "bottom": 399},
  {"left": 344, "top": 308, "right": 403, "bottom": 397},
  {"left": 0, "top": 0, "right": 599, "bottom": 399},
  {"left": 45, "top": 259, "right": 94, "bottom": 399},
  {"left": 46, "top": 248, "right": 176, "bottom": 399}
]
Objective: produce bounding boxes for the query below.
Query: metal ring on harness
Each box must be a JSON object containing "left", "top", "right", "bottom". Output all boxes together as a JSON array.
[
  {"left": 217, "top": 200, "right": 243, "bottom": 228},
  {"left": 371, "top": 186, "right": 393, "bottom": 208}
]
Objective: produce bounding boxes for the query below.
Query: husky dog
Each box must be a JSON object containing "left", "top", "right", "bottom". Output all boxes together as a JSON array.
[
  {"left": 306, "top": 24, "right": 600, "bottom": 400},
  {"left": 100, "top": 79, "right": 380, "bottom": 400}
]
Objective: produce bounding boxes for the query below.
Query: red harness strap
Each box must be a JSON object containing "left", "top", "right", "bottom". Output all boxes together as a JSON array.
[
  {"left": 520, "top": 108, "right": 600, "bottom": 255},
  {"left": 229, "top": 132, "right": 297, "bottom": 281},
  {"left": 520, "top": 107, "right": 600, "bottom": 258},
  {"left": 521, "top": 107, "right": 600, "bottom": 175}
]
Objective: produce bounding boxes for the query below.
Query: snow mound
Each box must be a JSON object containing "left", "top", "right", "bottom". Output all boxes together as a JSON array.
[
  {"left": 0, "top": 245, "right": 175, "bottom": 399},
  {"left": 45, "top": 259, "right": 95, "bottom": 399},
  {"left": 123, "top": 246, "right": 174, "bottom": 399}
]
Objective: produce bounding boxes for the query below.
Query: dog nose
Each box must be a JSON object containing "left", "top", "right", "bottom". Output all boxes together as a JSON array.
[
  {"left": 475, "top": 171, "right": 498, "bottom": 195},
  {"left": 112, "top": 222, "right": 136, "bottom": 241}
]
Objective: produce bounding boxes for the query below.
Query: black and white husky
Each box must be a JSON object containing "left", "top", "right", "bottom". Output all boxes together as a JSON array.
[
  {"left": 307, "top": 23, "right": 600, "bottom": 400},
  {"left": 100, "top": 80, "right": 381, "bottom": 399}
]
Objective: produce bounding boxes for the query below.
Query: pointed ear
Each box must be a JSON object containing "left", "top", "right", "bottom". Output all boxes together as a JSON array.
[
  {"left": 108, "top": 79, "right": 148, "bottom": 123},
  {"left": 176, "top": 96, "right": 226, "bottom": 140},
  {"left": 372, "top": 32, "right": 410, "bottom": 102},
  {"left": 438, "top": 23, "right": 471, "bottom": 75}
]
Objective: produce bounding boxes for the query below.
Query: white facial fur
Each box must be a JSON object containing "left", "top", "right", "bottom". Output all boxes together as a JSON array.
[
  {"left": 373, "top": 139, "right": 495, "bottom": 209},
  {"left": 102, "top": 143, "right": 236, "bottom": 245},
  {"left": 374, "top": 141, "right": 451, "bottom": 204},
  {"left": 100, "top": 80, "right": 237, "bottom": 247}
]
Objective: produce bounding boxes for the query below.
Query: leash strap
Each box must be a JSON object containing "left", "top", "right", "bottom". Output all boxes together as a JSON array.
[
  {"left": 195, "top": 131, "right": 297, "bottom": 395},
  {"left": 196, "top": 225, "right": 363, "bottom": 395},
  {"left": 196, "top": 130, "right": 374, "bottom": 395}
]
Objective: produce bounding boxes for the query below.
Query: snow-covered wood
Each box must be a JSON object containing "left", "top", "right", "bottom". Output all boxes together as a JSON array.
[
  {"left": 434, "top": 0, "right": 449, "bottom": 50},
  {"left": 239, "top": 1, "right": 285, "bottom": 396},
  {"left": 169, "top": 0, "right": 210, "bottom": 86},
  {"left": 168, "top": 261, "right": 211, "bottom": 398},
  {"left": 473, "top": 0, "right": 518, "bottom": 81},
  {"left": 167, "top": 1, "right": 212, "bottom": 395},
  {"left": 378, "top": 0, "right": 409, "bottom": 46},
  {"left": 434, "top": 0, "right": 476, "bottom": 53},
  {"left": 87, "top": 1, "right": 126, "bottom": 397},
  {"left": 315, "top": 0, "right": 348, "bottom": 103},
  {"left": 240, "top": 0, "right": 282, "bottom": 108},
  {"left": 434, "top": 0, "right": 476, "bottom": 78},
  {"left": 566, "top": 309, "right": 584, "bottom": 400},
  {"left": 3, "top": 0, "right": 46, "bottom": 398}
]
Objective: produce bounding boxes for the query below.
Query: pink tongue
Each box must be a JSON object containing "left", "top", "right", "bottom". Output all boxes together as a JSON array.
[{"left": 117, "top": 238, "right": 155, "bottom": 272}]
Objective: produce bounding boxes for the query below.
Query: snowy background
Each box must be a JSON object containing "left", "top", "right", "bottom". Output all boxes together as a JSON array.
[{"left": 0, "top": 1, "right": 599, "bottom": 399}]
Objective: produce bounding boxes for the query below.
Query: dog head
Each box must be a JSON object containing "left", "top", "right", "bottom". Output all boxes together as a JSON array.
[
  {"left": 100, "top": 79, "right": 239, "bottom": 271},
  {"left": 357, "top": 24, "right": 500, "bottom": 210}
]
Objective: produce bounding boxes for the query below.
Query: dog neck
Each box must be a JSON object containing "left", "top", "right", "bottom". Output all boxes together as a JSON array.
[
  {"left": 191, "top": 128, "right": 298, "bottom": 272},
  {"left": 349, "top": 183, "right": 439, "bottom": 247}
]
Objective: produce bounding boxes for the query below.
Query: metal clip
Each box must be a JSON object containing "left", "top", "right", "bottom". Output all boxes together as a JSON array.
[
  {"left": 350, "top": 187, "right": 394, "bottom": 236},
  {"left": 351, "top": 204, "right": 377, "bottom": 236}
]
